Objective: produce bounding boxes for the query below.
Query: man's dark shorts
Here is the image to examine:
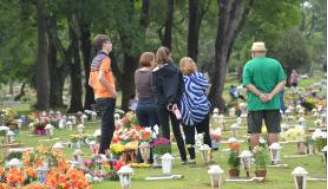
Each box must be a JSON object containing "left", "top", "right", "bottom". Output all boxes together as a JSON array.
[{"left": 247, "top": 110, "right": 281, "bottom": 134}]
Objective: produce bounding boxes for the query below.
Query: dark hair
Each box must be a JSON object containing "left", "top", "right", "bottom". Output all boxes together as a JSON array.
[{"left": 94, "top": 34, "right": 110, "bottom": 51}]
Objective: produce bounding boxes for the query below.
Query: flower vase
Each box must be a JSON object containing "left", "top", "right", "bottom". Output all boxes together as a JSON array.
[{"left": 139, "top": 143, "right": 150, "bottom": 163}]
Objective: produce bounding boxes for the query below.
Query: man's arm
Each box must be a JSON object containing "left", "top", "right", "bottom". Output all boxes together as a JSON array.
[
  {"left": 245, "top": 84, "right": 267, "bottom": 102},
  {"left": 98, "top": 70, "right": 117, "bottom": 97},
  {"left": 266, "top": 80, "right": 286, "bottom": 101}
]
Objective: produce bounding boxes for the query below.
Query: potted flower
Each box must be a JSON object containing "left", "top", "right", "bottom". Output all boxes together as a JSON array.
[
  {"left": 253, "top": 146, "right": 269, "bottom": 178},
  {"left": 227, "top": 138, "right": 240, "bottom": 177},
  {"left": 228, "top": 151, "right": 240, "bottom": 177},
  {"left": 151, "top": 137, "right": 171, "bottom": 168}
]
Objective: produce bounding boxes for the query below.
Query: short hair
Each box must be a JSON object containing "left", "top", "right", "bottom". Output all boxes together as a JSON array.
[
  {"left": 156, "top": 46, "right": 171, "bottom": 65},
  {"left": 139, "top": 52, "right": 155, "bottom": 67},
  {"left": 94, "top": 34, "right": 110, "bottom": 51},
  {"left": 179, "top": 57, "right": 197, "bottom": 75}
]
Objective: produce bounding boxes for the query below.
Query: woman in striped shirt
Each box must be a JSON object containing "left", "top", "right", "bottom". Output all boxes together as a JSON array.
[{"left": 179, "top": 57, "right": 212, "bottom": 164}]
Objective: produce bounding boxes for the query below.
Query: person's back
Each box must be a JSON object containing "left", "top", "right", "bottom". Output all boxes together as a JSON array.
[
  {"left": 243, "top": 57, "right": 285, "bottom": 110},
  {"left": 135, "top": 69, "right": 153, "bottom": 99}
]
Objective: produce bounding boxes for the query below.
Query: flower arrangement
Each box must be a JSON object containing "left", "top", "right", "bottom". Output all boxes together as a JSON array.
[
  {"left": 151, "top": 137, "right": 171, "bottom": 155},
  {"left": 1, "top": 108, "right": 17, "bottom": 126},
  {"left": 111, "top": 143, "right": 125, "bottom": 156},
  {"left": 113, "top": 112, "right": 143, "bottom": 145},
  {"left": 228, "top": 151, "right": 240, "bottom": 177},
  {"left": 210, "top": 128, "right": 222, "bottom": 143},
  {"left": 83, "top": 158, "right": 125, "bottom": 181},
  {"left": 227, "top": 138, "right": 240, "bottom": 177},
  {"left": 253, "top": 145, "right": 269, "bottom": 178},
  {"left": 46, "top": 168, "right": 91, "bottom": 189},
  {"left": 312, "top": 129, "right": 327, "bottom": 151}
]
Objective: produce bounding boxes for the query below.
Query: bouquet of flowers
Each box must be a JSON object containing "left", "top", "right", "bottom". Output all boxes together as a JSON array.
[
  {"left": 110, "top": 143, "right": 125, "bottom": 156},
  {"left": 151, "top": 137, "right": 171, "bottom": 155},
  {"left": 113, "top": 112, "right": 142, "bottom": 144},
  {"left": 84, "top": 157, "right": 124, "bottom": 181},
  {"left": 312, "top": 129, "right": 327, "bottom": 151}
]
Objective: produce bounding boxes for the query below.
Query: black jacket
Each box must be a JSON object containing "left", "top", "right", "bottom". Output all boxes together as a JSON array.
[{"left": 152, "top": 62, "right": 184, "bottom": 106}]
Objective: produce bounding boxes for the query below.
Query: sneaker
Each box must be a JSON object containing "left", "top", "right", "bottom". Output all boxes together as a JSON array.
[
  {"left": 188, "top": 159, "right": 196, "bottom": 164},
  {"left": 181, "top": 160, "right": 188, "bottom": 165}
]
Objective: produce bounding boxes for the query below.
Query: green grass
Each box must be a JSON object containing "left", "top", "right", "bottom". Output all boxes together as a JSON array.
[
  {"left": 1, "top": 74, "right": 326, "bottom": 189},
  {"left": 5, "top": 116, "right": 326, "bottom": 189}
]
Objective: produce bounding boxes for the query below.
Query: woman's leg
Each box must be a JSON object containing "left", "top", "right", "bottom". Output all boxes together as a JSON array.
[
  {"left": 156, "top": 105, "right": 170, "bottom": 139},
  {"left": 196, "top": 115, "right": 212, "bottom": 147},
  {"left": 136, "top": 102, "right": 149, "bottom": 127},
  {"left": 183, "top": 125, "right": 196, "bottom": 160},
  {"left": 169, "top": 112, "right": 187, "bottom": 161}
]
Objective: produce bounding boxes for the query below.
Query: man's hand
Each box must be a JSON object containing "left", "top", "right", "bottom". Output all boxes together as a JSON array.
[
  {"left": 259, "top": 93, "right": 274, "bottom": 103},
  {"left": 259, "top": 93, "right": 269, "bottom": 102}
]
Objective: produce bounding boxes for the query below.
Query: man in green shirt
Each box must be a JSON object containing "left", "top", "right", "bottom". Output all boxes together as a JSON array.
[{"left": 242, "top": 41, "right": 286, "bottom": 149}]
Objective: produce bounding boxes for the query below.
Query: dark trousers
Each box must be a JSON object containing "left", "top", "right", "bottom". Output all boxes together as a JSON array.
[
  {"left": 136, "top": 98, "right": 158, "bottom": 127},
  {"left": 96, "top": 98, "right": 116, "bottom": 154},
  {"left": 183, "top": 115, "right": 212, "bottom": 159},
  {"left": 157, "top": 105, "right": 187, "bottom": 161}
]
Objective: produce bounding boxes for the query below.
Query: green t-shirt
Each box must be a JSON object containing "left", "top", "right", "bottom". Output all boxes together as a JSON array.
[{"left": 242, "top": 57, "right": 286, "bottom": 111}]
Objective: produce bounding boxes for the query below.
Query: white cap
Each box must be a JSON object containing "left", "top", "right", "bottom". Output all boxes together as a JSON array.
[
  {"left": 269, "top": 143, "right": 282, "bottom": 150},
  {"left": 6, "top": 130, "right": 15, "bottom": 136},
  {"left": 200, "top": 144, "right": 211, "bottom": 151},
  {"left": 0, "top": 126, "right": 9, "bottom": 131},
  {"left": 52, "top": 142, "right": 65, "bottom": 150},
  {"left": 73, "top": 149, "right": 83, "bottom": 156},
  {"left": 161, "top": 153, "right": 174, "bottom": 160},
  {"left": 7, "top": 158, "right": 22, "bottom": 168},
  {"left": 292, "top": 167, "right": 308, "bottom": 176},
  {"left": 117, "top": 165, "right": 134, "bottom": 175},
  {"left": 208, "top": 165, "right": 224, "bottom": 175},
  {"left": 228, "top": 137, "right": 237, "bottom": 143},
  {"left": 45, "top": 124, "right": 54, "bottom": 130},
  {"left": 239, "top": 150, "right": 253, "bottom": 158}
]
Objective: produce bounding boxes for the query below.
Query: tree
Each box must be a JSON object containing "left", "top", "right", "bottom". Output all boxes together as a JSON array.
[
  {"left": 187, "top": 0, "right": 210, "bottom": 62},
  {"left": 35, "top": 0, "right": 50, "bottom": 110},
  {"left": 162, "top": 0, "right": 174, "bottom": 48},
  {"left": 209, "top": 0, "right": 254, "bottom": 111},
  {"left": 273, "top": 28, "right": 310, "bottom": 74}
]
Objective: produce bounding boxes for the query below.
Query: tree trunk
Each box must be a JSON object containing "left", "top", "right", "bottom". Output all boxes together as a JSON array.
[
  {"left": 9, "top": 80, "right": 14, "bottom": 95},
  {"left": 187, "top": 0, "right": 201, "bottom": 62},
  {"left": 35, "top": 0, "right": 50, "bottom": 110},
  {"left": 48, "top": 35, "right": 65, "bottom": 108},
  {"left": 121, "top": 54, "right": 138, "bottom": 111},
  {"left": 163, "top": 0, "right": 174, "bottom": 49},
  {"left": 118, "top": 0, "right": 150, "bottom": 111},
  {"left": 79, "top": 22, "right": 95, "bottom": 110},
  {"left": 14, "top": 82, "right": 26, "bottom": 101},
  {"left": 209, "top": 0, "right": 254, "bottom": 112},
  {"left": 67, "top": 17, "right": 83, "bottom": 113}
]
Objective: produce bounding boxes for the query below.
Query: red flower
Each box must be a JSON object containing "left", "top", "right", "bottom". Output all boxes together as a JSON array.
[{"left": 114, "top": 160, "right": 125, "bottom": 171}]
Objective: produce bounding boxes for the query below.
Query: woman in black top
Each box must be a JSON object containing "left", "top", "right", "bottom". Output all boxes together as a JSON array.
[{"left": 152, "top": 46, "right": 187, "bottom": 163}]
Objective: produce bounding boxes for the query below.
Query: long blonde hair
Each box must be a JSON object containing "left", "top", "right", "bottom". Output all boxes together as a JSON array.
[
  {"left": 156, "top": 46, "right": 171, "bottom": 65},
  {"left": 179, "top": 57, "right": 197, "bottom": 75}
]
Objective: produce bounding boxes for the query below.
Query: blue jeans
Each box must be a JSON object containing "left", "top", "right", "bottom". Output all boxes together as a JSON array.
[
  {"left": 95, "top": 98, "right": 116, "bottom": 154},
  {"left": 136, "top": 98, "right": 158, "bottom": 127}
]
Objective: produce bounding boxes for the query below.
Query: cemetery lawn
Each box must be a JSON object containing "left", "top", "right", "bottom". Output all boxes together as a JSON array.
[{"left": 8, "top": 117, "right": 326, "bottom": 189}]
